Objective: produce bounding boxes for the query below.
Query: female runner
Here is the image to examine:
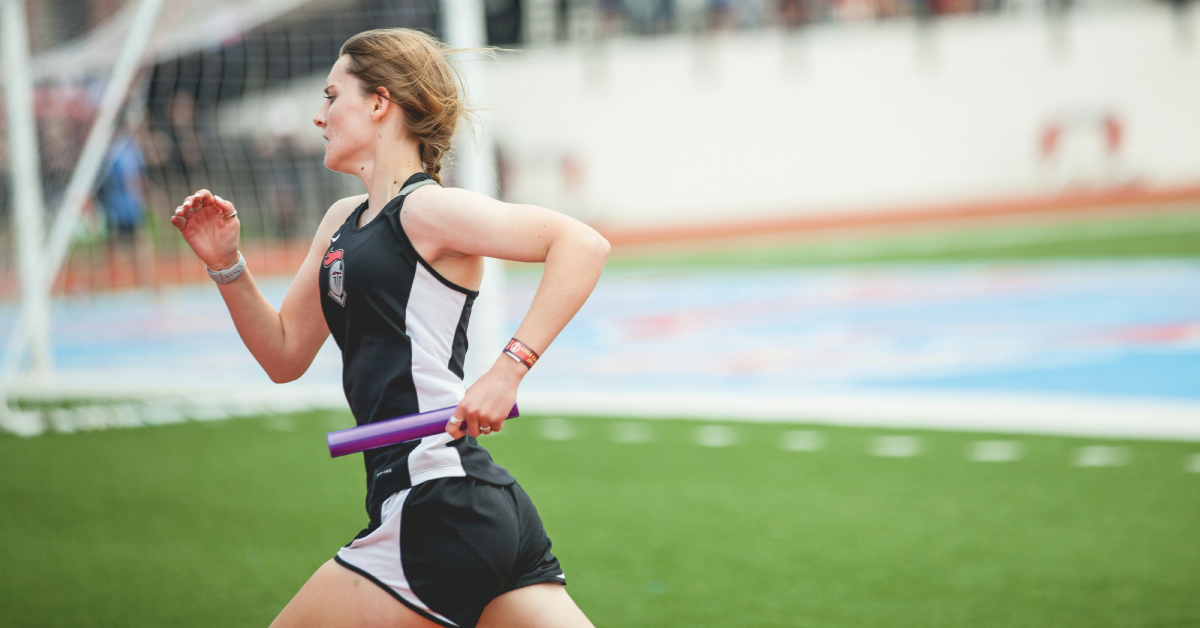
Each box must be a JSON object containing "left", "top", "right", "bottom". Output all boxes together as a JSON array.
[{"left": 170, "top": 28, "right": 606, "bottom": 628}]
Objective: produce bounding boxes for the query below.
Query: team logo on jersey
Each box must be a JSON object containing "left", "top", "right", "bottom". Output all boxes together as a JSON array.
[{"left": 324, "top": 249, "right": 346, "bottom": 306}]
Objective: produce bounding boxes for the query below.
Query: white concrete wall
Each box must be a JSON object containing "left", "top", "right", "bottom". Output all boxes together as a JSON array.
[{"left": 483, "top": 6, "right": 1200, "bottom": 231}]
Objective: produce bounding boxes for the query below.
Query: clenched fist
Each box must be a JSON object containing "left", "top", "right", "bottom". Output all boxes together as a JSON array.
[{"left": 171, "top": 188, "right": 241, "bottom": 270}]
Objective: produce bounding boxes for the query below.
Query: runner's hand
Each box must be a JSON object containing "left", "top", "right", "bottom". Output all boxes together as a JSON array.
[
  {"left": 171, "top": 189, "right": 240, "bottom": 271},
  {"left": 446, "top": 355, "right": 526, "bottom": 439}
]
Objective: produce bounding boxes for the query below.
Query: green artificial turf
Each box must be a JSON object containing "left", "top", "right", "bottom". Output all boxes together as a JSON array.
[
  {"left": 2, "top": 413, "right": 1199, "bottom": 627},
  {"left": 605, "top": 207, "right": 1200, "bottom": 269}
]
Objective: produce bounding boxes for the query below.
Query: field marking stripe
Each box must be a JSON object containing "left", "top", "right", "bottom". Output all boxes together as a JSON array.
[
  {"left": 9, "top": 382, "right": 1200, "bottom": 442},
  {"left": 518, "top": 391, "right": 1200, "bottom": 442}
]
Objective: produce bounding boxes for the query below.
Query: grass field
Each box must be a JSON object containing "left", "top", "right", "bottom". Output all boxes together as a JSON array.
[{"left": 2, "top": 412, "right": 1199, "bottom": 627}]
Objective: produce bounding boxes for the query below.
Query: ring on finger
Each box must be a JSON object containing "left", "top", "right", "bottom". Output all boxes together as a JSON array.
[
  {"left": 448, "top": 416, "right": 463, "bottom": 427},
  {"left": 223, "top": 210, "right": 238, "bottom": 219},
  {"left": 480, "top": 425, "right": 492, "bottom": 433}
]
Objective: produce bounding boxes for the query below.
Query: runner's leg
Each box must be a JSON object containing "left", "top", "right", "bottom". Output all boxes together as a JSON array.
[
  {"left": 269, "top": 559, "right": 444, "bottom": 628},
  {"left": 477, "top": 583, "right": 594, "bottom": 628}
]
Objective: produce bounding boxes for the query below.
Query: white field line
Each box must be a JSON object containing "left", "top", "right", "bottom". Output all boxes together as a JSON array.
[
  {"left": 0, "top": 382, "right": 348, "bottom": 437},
  {"left": 8, "top": 381, "right": 348, "bottom": 406},
  {"left": 871, "top": 435, "right": 922, "bottom": 457},
  {"left": 1186, "top": 454, "right": 1200, "bottom": 473},
  {"left": 1074, "top": 445, "right": 1131, "bottom": 467},
  {"left": 695, "top": 424, "right": 738, "bottom": 447},
  {"left": 5, "top": 383, "right": 1200, "bottom": 443},
  {"left": 518, "top": 390, "right": 1200, "bottom": 442},
  {"left": 969, "top": 440, "right": 1024, "bottom": 462},
  {"left": 781, "top": 430, "right": 825, "bottom": 452},
  {"left": 539, "top": 418, "right": 577, "bottom": 441}
]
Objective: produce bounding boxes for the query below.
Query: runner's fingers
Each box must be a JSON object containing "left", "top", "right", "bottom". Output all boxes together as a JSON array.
[
  {"left": 212, "top": 194, "right": 233, "bottom": 212},
  {"left": 179, "top": 197, "right": 223, "bottom": 224},
  {"left": 446, "top": 406, "right": 506, "bottom": 438},
  {"left": 446, "top": 412, "right": 467, "bottom": 438},
  {"left": 183, "top": 192, "right": 212, "bottom": 214},
  {"left": 193, "top": 189, "right": 216, "bottom": 208}
]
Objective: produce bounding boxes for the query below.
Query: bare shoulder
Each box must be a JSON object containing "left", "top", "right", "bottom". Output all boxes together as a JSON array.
[
  {"left": 323, "top": 194, "right": 368, "bottom": 227},
  {"left": 399, "top": 186, "right": 495, "bottom": 261},
  {"left": 313, "top": 194, "right": 367, "bottom": 238},
  {"left": 402, "top": 183, "right": 456, "bottom": 212},
  {"left": 400, "top": 185, "right": 497, "bottom": 227}
]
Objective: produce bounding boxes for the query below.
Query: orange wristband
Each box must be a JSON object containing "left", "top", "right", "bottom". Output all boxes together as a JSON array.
[{"left": 504, "top": 338, "right": 539, "bottom": 369}]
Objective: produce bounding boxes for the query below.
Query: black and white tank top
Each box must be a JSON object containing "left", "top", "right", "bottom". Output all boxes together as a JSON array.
[{"left": 319, "top": 172, "right": 514, "bottom": 524}]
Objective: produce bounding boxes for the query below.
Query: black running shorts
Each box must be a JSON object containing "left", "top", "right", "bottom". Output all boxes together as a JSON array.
[{"left": 334, "top": 477, "right": 565, "bottom": 628}]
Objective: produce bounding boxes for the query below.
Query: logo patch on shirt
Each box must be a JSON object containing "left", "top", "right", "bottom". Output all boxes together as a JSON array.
[{"left": 324, "top": 249, "right": 346, "bottom": 306}]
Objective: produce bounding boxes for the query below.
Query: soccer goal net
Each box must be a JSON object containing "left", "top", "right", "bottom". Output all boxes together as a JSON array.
[{"left": 1, "top": 0, "right": 506, "bottom": 431}]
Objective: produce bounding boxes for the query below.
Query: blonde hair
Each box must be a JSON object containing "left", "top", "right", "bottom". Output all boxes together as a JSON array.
[{"left": 339, "top": 29, "right": 473, "bottom": 184}]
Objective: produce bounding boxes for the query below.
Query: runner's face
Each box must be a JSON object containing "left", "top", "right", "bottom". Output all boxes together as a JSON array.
[{"left": 314, "top": 56, "right": 376, "bottom": 175}]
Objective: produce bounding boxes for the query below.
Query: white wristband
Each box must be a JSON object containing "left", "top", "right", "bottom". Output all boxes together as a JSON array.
[{"left": 206, "top": 251, "right": 246, "bottom": 284}]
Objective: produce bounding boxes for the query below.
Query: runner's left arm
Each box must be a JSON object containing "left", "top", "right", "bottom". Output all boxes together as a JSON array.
[{"left": 401, "top": 187, "right": 610, "bottom": 438}]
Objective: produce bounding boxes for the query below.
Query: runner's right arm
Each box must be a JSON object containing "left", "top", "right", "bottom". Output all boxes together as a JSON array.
[{"left": 171, "top": 189, "right": 363, "bottom": 382}]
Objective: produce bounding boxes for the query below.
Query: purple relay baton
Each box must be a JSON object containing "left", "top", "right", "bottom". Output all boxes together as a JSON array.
[{"left": 327, "top": 403, "right": 520, "bottom": 458}]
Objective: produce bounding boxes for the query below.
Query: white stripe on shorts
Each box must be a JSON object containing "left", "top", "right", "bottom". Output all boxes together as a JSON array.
[{"left": 336, "top": 489, "right": 458, "bottom": 627}]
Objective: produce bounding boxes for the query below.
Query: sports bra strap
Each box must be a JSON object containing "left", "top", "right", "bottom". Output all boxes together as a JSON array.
[{"left": 398, "top": 177, "right": 439, "bottom": 197}]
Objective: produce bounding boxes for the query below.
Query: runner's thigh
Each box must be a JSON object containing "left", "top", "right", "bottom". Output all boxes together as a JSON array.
[
  {"left": 270, "top": 559, "right": 443, "bottom": 628},
  {"left": 477, "top": 583, "right": 594, "bottom": 628}
]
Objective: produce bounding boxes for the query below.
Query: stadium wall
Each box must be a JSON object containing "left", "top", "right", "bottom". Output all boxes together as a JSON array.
[{"left": 485, "top": 5, "right": 1200, "bottom": 235}]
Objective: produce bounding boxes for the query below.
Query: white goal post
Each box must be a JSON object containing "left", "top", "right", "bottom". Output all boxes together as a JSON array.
[
  {"left": 443, "top": 0, "right": 508, "bottom": 385},
  {"left": 0, "top": 0, "right": 165, "bottom": 414}
]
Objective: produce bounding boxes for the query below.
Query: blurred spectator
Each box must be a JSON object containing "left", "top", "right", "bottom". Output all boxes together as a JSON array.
[
  {"left": 730, "top": 0, "right": 771, "bottom": 27},
  {"left": 708, "top": 0, "right": 734, "bottom": 29},
  {"left": 560, "top": 153, "right": 589, "bottom": 220},
  {"left": 831, "top": 0, "right": 879, "bottom": 20},
  {"left": 599, "top": 0, "right": 629, "bottom": 35},
  {"left": 159, "top": 90, "right": 207, "bottom": 204},
  {"left": 0, "top": 129, "right": 9, "bottom": 225},
  {"left": 40, "top": 116, "right": 75, "bottom": 212},
  {"left": 579, "top": 0, "right": 1049, "bottom": 32},
  {"left": 97, "top": 113, "right": 157, "bottom": 288},
  {"left": 486, "top": 0, "right": 523, "bottom": 45},
  {"left": 1044, "top": 0, "right": 1072, "bottom": 15},
  {"left": 1167, "top": 0, "right": 1194, "bottom": 44},
  {"left": 168, "top": 91, "right": 205, "bottom": 169},
  {"left": 628, "top": 0, "right": 675, "bottom": 33},
  {"left": 97, "top": 124, "right": 147, "bottom": 245},
  {"left": 257, "top": 97, "right": 305, "bottom": 236},
  {"left": 778, "top": 0, "right": 810, "bottom": 27}
]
